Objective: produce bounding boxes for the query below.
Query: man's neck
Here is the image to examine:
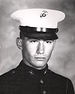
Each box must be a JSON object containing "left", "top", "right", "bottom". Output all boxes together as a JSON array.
[{"left": 23, "top": 58, "right": 47, "bottom": 70}]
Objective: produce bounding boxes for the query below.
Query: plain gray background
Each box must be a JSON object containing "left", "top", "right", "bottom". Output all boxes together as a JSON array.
[{"left": 0, "top": 0, "right": 75, "bottom": 90}]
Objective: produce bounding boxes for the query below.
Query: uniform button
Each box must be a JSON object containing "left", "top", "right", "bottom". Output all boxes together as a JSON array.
[
  {"left": 43, "top": 90, "right": 46, "bottom": 94},
  {"left": 40, "top": 79, "right": 44, "bottom": 84},
  {"left": 12, "top": 70, "right": 15, "bottom": 74},
  {"left": 44, "top": 70, "right": 47, "bottom": 75},
  {"left": 29, "top": 70, "right": 34, "bottom": 75}
]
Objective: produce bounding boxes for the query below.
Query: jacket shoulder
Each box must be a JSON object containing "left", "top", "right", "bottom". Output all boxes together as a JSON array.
[
  {"left": 47, "top": 69, "right": 74, "bottom": 86},
  {"left": 48, "top": 69, "right": 70, "bottom": 80},
  {"left": 0, "top": 66, "right": 19, "bottom": 83}
]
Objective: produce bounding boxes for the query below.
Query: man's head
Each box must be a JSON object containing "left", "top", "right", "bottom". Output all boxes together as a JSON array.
[
  {"left": 16, "top": 36, "right": 56, "bottom": 69},
  {"left": 11, "top": 8, "right": 65, "bottom": 69}
]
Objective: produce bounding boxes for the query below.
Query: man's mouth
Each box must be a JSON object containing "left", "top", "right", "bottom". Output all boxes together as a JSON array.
[{"left": 34, "top": 57, "right": 46, "bottom": 61}]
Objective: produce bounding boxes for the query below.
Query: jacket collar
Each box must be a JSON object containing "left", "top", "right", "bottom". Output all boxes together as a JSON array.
[{"left": 19, "top": 60, "right": 48, "bottom": 77}]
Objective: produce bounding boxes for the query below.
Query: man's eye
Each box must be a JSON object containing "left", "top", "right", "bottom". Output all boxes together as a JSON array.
[
  {"left": 30, "top": 40, "right": 36, "bottom": 42},
  {"left": 29, "top": 39, "right": 37, "bottom": 42},
  {"left": 46, "top": 40, "right": 53, "bottom": 43}
]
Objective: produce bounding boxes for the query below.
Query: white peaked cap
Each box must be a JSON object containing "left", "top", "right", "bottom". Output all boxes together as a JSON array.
[{"left": 11, "top": 8, "right": 65, "bottom": 28}]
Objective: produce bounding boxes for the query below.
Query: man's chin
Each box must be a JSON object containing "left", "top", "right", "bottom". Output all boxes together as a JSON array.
[{"left": 32, "top": 61, "right": 47, "bottom": 69}]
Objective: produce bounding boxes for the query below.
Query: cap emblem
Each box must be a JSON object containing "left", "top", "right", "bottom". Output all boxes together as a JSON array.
[{"left": 40, "top": 10, "right": 48, "bottom": 18}]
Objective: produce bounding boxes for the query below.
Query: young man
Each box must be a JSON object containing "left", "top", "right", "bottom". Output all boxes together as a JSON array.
[{"left": 0, "top": 8, "right": 74, "bottom": 94}]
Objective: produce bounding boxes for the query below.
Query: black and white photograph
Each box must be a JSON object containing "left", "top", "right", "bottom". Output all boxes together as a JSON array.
[{"left": 0, "top": 0, "right": 75, "bottom": 94}]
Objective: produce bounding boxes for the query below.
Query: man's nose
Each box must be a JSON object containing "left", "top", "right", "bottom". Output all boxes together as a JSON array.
[{"left": 36, "top": 40, "right": 44, "bottom": 54}]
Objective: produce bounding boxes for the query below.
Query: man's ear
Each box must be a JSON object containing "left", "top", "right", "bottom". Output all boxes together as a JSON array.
[{"left": 16, "top": 37, "right": 22, "bottom": 50}]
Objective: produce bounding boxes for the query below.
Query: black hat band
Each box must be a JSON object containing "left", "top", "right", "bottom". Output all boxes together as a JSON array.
[{"left": 19, "top": 26, "right": 58, "bottom": 40}]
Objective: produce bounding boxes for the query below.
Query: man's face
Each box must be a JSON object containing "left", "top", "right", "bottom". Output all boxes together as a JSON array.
[{"left": 21, "top": 37, "right": 56, "bottom": 69}]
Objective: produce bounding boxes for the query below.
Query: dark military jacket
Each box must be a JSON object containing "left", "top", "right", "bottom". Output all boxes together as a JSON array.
[{"left": 0, "top": 60, "right": 74, "bottom": 94}]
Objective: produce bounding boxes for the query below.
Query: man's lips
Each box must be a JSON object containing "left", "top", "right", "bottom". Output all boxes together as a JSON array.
[{"left": 34, "top": 57, "right": 46, "bottom": 60}]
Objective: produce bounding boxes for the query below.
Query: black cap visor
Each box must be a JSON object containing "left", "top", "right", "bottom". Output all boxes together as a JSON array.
[
  {"left": 19, "top": 26, "right": 58, "bottom": 40},
  {"left": 20, "top": 32, "right": 58, "bottom": 40}
]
